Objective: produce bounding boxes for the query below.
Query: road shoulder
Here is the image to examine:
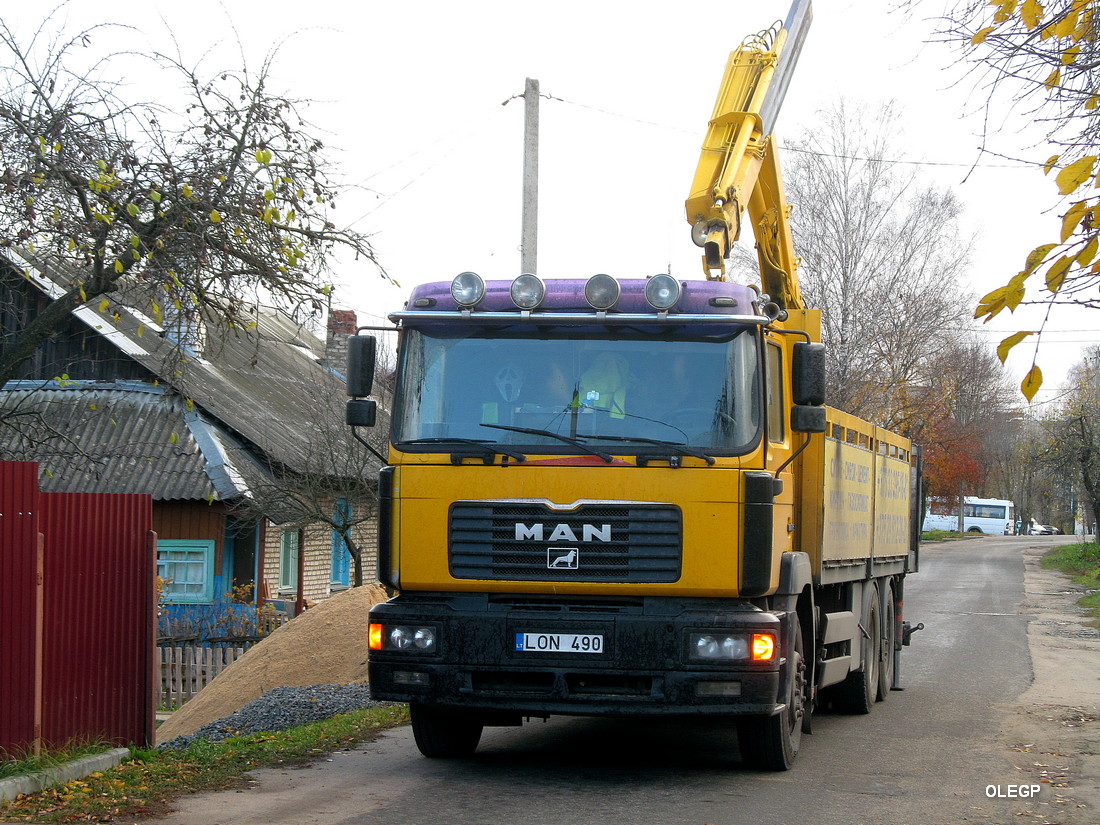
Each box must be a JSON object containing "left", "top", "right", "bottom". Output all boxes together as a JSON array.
[{"left": 1003, "top": 541, "right": 1100, "bottom": 824}]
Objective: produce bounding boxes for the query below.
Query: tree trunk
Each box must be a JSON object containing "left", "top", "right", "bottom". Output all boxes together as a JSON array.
[
  {"left": 346, "top": 535, "right": 364, "bottom": 587},
  {"left": 956, "top": 485, "right": 965, "bottom": 533}
]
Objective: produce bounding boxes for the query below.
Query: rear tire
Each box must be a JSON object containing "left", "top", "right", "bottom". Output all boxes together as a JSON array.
[
  {"left": 410, "top": 704, "right": 483, "bottom": 758},
  {"left": 877, "top": 585, "right": 896, "bottom": 701},
  {"left": 737, "top": 626, "right": 806, "bottom": 771},
  {"left": 831, "top": 584, "right": 880, "bottom": 714}
]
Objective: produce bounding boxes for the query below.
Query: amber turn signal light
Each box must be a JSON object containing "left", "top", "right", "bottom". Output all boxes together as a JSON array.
[{"left": 751, "top": 633, "right": 776, "bottom": 661}]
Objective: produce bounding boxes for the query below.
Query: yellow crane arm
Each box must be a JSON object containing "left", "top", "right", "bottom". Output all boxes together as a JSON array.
[{"left": 685, "top": 0, "right": 811, "bottom": 310}]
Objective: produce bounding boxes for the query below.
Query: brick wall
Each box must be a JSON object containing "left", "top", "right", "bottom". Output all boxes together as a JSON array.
[
  {"left": 261, "top": 492, "right": 377, "bottom": 606},
  {"left": 323, "top": 308, "right": 357, "bottom": 375}
]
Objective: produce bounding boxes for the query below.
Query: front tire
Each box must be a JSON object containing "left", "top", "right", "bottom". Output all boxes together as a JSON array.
[
  {"left": 737, "top": 626, "right": 806, "bottom": 771},
  {"left": 410, "top": 704, "right": 484, "bottom": 758}
]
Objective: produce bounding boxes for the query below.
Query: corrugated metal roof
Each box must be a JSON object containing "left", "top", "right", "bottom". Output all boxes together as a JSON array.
[
  {"left": 0, "top": 386, "right": 276, "bottom": 501},
  {"left": 5, "top": 251, "right": 376, "bottom": 477}
]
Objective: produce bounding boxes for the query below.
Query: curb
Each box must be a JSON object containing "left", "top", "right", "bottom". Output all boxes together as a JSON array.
[{"left": 0, "top": 748, "right": 131, "bottom": 803}]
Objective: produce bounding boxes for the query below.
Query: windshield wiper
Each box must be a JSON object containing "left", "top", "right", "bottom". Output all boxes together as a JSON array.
[
  {"left": 581, "top": 434, "right": 716, "bottom": 466},
  {"left": 396, "top": 437, "right": 526, "bottom": 465},
  {"left": 480, "top": 423, "right": 614, "bottom": 464}
]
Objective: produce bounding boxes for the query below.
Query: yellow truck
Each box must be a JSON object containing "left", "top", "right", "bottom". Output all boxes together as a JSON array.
[{"left": 346, "top": 0, "right": 922, "bottom": 770}]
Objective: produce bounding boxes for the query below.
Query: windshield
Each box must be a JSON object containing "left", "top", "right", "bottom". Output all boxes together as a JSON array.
[{"left": 391, "top": 327, "right": 762, "bottom": 455}]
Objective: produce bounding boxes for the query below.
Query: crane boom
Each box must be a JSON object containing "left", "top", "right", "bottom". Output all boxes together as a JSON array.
[{"left": 685, "top": 0, "right": 811, "bottom": 310}]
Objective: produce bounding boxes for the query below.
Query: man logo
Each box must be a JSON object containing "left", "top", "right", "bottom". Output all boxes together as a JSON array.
[
  {"left": 515, "top": 523, "right": 611, "bottom": 543},
  {"left": 548, "top": 548, "right": 579, "bottom": 569}
]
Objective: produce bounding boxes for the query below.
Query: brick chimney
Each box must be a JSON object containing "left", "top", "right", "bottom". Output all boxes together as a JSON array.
[{"left": 324, "top": 308, "right": 357, "bottom": 374}]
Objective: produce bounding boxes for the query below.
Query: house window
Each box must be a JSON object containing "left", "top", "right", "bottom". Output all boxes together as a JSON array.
[
  {"left": 157, "top": 540, "right": 215, "bottom": 604},
  {"left": 331, "top": 499, "right": 352, "bottom": 588},
  {"left": 279, "top": 529, "right": 299, "bottom": 593}
]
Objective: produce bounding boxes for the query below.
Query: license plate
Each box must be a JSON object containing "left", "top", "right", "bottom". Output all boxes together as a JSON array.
[{"left": 515, "top": 632, "right": 604, "bottom": 654}]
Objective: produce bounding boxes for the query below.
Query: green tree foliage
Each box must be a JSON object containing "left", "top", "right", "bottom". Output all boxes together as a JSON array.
[{"left": 0, "top": 10, "right": 383, "bottom": 388}]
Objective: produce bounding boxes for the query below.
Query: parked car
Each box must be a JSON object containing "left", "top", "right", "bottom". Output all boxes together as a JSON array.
[{"left": 1029, "top": 524, "right": 1061, "bottom": 535}]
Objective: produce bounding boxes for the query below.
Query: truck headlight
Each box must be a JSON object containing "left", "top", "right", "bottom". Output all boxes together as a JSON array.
[
  {"left": 688, "top": 632, "right": 775, "bottom": 661},
  {"left": 690, "top": 633, "right": 750, "bottom": 661},
  {"left": 369, "top": 623, "right": 438, "bottom": 653}
]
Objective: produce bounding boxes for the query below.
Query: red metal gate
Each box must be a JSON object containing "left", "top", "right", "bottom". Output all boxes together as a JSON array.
[
  {"left": 0, "top": 462, "right": 42, "bottom": 755},
  {"left": 1, "top": 462, "right": 154, "bottom": 755}
]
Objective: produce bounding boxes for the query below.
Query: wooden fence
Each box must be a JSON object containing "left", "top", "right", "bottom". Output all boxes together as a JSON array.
[{"left": 157, "top": 643, "right": 253, "bottom": 709}]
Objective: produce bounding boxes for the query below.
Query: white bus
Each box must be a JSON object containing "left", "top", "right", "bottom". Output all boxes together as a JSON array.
[{"left": 922, "top": 497, "right": 1015, "bottom": 535}]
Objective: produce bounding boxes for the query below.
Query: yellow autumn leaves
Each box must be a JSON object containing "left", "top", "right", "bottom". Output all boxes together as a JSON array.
[
  {"left": 974, "top": 0, "right": 1096, "bottom": 42},
  {"left": 970, "top": 0, "right": 1100, "bottom": 400},
  {"left": 975, "top": 147, "right": 1100, "bottom": 400}
]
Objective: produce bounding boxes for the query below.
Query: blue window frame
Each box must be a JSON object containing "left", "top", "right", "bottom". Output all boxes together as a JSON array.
[
  {"left": 331, "top": 499, "right": 351, "bottom": 587},
  {"left": 157, "top": 539, "right": 216, "bottom": 604}
]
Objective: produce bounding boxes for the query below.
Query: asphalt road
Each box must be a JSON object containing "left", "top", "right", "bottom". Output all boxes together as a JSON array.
[{"left": 156, "top": 537, "right": 1050, "bottom": 825}]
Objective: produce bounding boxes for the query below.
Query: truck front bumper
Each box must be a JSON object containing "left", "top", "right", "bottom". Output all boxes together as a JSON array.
[{"left": 367, "top": 593, "right": 787, "bottom": 717}]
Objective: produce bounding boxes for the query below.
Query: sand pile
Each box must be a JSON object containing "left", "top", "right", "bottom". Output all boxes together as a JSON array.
[{"left": 156, "top": 584, "right": 389, "bottom": 744}]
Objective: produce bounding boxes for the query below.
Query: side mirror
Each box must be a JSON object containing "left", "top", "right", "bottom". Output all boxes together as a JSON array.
[
  {"left": 792, "top": 341, "right": 825, "bottom": 407},
  {"left": 346, "top": 398, "right": 378, "bottom": 428},
  {"left": 791, "top": 404, "right": 826, "bottom": 433},
  {"left": 347, "top": 335, "right": 377, "bottom": 397}
]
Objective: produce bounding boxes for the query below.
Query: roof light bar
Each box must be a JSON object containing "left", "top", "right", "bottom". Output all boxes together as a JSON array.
[
  {"left": 645, "top": 274, "right": 681, "bottom": 310},
  {"left": 450, "top": 272, "right": 485, "bottom": 307},
  {"left": 509, "top": 273, "right": 545, "bottom": 309},
  {"left": 584, "top": 274, "right": 620, "bottom": 310}
]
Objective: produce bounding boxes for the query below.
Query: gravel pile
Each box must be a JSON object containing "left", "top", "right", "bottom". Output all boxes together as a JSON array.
[{"left": 159, "top": 683, "right": 381, "bottom": 750}]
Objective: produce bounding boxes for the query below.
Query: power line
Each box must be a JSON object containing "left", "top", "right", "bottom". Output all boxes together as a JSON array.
[{"left": 547, "top": 92, "right": 1042, "bottom": 171}]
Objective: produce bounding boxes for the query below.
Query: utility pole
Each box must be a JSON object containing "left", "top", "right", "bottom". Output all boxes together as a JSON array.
[{"left": 521, "top": 77, "right": 539, "bottom": 275}]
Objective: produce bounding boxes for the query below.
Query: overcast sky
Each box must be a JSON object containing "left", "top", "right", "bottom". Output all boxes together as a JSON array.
[{"left": 14, "top": 0, "right": 1095, "bottom": 402}]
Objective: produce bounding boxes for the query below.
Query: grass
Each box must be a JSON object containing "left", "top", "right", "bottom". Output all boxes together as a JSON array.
[
  {"left": 0, "top": 741, "right": 112, "bottom": 780},
  {"left": 1042, "top": 540, "right": 1100, "bottom": 623},
  {"left": 921, "top": 529, "right": 987, "bottom": 542},
  {"left": 0, "top": 704, "right": 409, "bottom": 823}
]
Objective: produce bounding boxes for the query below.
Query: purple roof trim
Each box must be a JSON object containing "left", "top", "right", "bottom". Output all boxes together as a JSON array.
[{"left": 405, "top": 278, "right": 758, "bottom": 316}]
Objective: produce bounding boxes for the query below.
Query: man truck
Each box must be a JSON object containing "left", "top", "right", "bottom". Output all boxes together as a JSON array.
[{"left": 346, "top": 0, "right": 922, "bottom": 770}]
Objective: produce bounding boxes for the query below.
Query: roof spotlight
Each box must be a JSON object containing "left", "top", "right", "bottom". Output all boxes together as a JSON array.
[
  {"left": 691, "top": 219, "right": 712, "bottom": 248},
  {"left": 450, "top": 271, "right": 485, "bottom": 307},
  {"left": 584, "top": 274, "right": 620, "bottom": 310},
  {"left": 510, "top": 273, "right": 545, "bottom": 309},
  {"left": 645, "top": 274, "right": 681, "bottom": 310}
]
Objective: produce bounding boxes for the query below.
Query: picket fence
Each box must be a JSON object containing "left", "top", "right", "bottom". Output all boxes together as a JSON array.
[{"left": 157, "top": 643, "right": 254, "bottom": 708}]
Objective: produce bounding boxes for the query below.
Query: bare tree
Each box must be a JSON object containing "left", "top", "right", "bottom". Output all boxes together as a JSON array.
[
  {"left": 780, "top": 99, "right": 975, "bottom": 426},
  {"left": 231, "top": 352, "right": 393, "bottom": 588},
  {"left": 1045, "top": 345, "right": 1100, "bottom": 531},
  {"left": 0, "top": 9, "right": 385, "bottom": 391}
]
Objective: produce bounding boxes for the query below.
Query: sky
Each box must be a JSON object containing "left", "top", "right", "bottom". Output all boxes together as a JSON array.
[{"left": 13, "top": 0, "right": 1097, "bottom": 404}]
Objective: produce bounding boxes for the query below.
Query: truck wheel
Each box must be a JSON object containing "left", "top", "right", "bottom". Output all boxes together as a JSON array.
[
  {"left": 877, "top": 585, "right": 896, "bottom": 701},
  {"left": 737, "top": 627, "right": 806, "bottom": 771},
  {"left": 410, "top": 704, "right": 483, "bottom": 758},
  {"left": 831, "top": 584, "right": 880, "bottom": 715}
]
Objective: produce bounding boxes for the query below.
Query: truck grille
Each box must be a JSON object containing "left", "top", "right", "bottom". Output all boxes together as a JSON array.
[{"left": 449, "top": 502, "right": 682, "bottom": 582}]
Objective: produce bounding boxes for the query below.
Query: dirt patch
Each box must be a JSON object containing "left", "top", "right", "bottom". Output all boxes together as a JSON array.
[
  {"left": 1000, "top": 543, "right": 1100, "bottom": 824},
  {"left": 156, "top": 584, "right": 389, "bottom": 744}
]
